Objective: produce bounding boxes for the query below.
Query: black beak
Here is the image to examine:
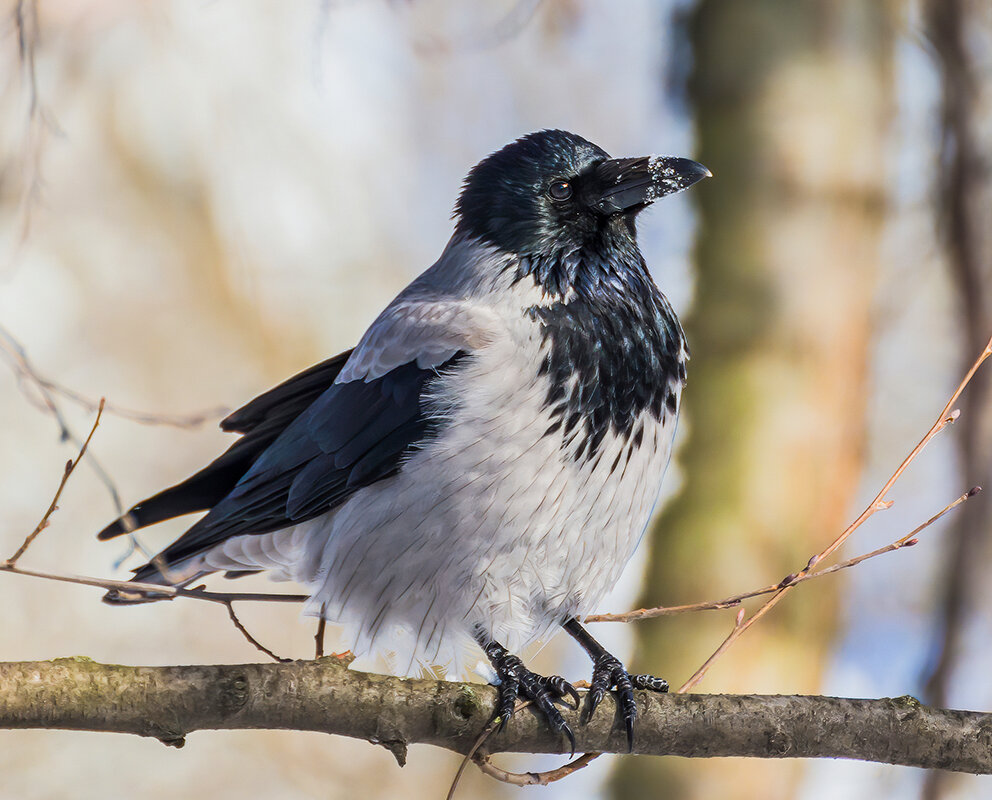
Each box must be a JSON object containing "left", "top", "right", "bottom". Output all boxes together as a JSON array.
[{"left": 589, "top": 156, "right": 711, "bottom": 214}]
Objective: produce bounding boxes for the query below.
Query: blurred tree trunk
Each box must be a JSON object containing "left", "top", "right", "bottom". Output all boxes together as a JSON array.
[
  {"left": 612, "top": 2, "right": 896, "bottom": 798},
  {"left": 922, "top": 1, "right": 992, "bottom": 798}
]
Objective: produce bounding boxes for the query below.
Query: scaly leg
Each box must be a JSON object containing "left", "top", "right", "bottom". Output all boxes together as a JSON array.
[
  {"left": 475, "top": 631, "right": 580, "bottom": 755},
  {"left": 563, "top": 618, "right": 668, "bottom": 751}
]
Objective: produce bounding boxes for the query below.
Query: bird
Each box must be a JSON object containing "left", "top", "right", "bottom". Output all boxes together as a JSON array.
[{"left": 97, "top": 129, "right": 710, "bottom": 752}]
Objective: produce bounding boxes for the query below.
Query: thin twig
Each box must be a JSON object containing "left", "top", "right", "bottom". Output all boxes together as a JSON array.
[
  {"left": 446, "top": 716, "right": 503, "bottom": 800},
  {"left": 589, "top": 487, "right": 980, "bottom": 624},
  {"left": 459, "top": 699, "right": 600, "bottom": 791},
  {"left": 15, "top": 0, "right": 40, "bottom": 114},
  {"left": 0, "top": 563, "right": 307, "bottom": 605},
  {"left": 0, "top": 325, "right": 226, "bottom": 429},
  {"left": 2, "top": 326, "right": 122, "bottom": 514},
  {"left": 472, "top": 752, "right": 600, "bottom": 786},
  {"left": 798, "top": 487, "right": 978, "bottom": 581},
  {"left": 4, "top": 400, "right": 104, "bottom": 566},
  {"left": 678, "top": 335, "right": 992, "bottom": 693},
  {"left": 1, "top": 391, "right": 295, "bottom": 662},
  {"left": 224, "top": 602, "right": 290, "bottom": 663},
  {"left": 10, "top": 0, "right": 50, "bottom": 249},
  {"left": 314, "top": 605, "right": 327, "bottom": 659}
]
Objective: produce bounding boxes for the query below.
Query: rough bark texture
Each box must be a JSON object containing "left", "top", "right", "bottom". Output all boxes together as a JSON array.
[{"left": 1, "top": 657, "right": 990, "bottom": 773}]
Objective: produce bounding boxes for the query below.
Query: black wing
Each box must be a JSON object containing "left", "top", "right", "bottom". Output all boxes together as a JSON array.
[
  {"left": 96, "top": 350, "right": 353, "bottom": 541},
  {"left": 129, "top": 353, "right": 467, "bottom": 583}
]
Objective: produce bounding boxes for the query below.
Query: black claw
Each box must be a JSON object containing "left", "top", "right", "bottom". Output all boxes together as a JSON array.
[
  {"left": 481, "top": 640, "right": 577, "bottom": 755},
  {"left": 614, "top": 669, "right": 636, "bottom": 753},
  {"left": 562, "top": 618, "right": 668, "bottom": 751},
  {"left": 582, "top": 652, "right": 615, "bottom": 723},
  {"left": 496, "top": 675, "right": 519, "bottom": 731},
  {"left": 583, "top": 653, "right": 668, "bottom": 752},
  {"left": 538, "top": 674, "right": 582, "bottom": 709}
]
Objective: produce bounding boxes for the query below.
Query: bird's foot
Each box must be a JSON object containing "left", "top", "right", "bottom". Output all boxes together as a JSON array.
[
  {"left": 482, "top": 641, "right": 580, "bottom": 755},
  {"left": 584, "top": 652, "right": 669, "bottom": 752}
]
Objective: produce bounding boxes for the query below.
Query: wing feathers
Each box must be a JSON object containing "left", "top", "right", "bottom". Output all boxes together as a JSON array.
[
  {"left": 97, "top": 351, "right": 352, "bottom": 541},
  {"left": 106, "top": 294, "right": 499, "bottom": 590},
  {"left": 133, "top": 352, "right": 468, "bottom": 579}
]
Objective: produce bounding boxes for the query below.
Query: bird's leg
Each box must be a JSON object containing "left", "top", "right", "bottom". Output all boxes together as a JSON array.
[
  {"left": 563, "top": 618, "right": 669, "bottom": 751},
  {"left": 474, "top": 630, "right": 580, "bottom": 755}
]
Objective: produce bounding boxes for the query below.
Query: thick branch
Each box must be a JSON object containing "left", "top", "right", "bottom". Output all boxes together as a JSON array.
[{"left": 1, "top": 658, "right": 990, "bottom": 772}]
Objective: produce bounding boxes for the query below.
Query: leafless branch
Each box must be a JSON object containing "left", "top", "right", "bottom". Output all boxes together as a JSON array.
[
  {"left": 472, "top": 751, "right": 599, "bottom": 787},
  {"left": 8, "top": 0, "right": 61, "bottom": 252},
  {"left": 1, "top": 659, "right": 991, "bottom": 773},
  {"left": 587, "top": 487, "right": 980, "bottom": 624},
  {"left": 0, "top": 325, "right": 227, "bottom": 431},
  {"left": 314, "top": 605, "right": 327, "bottom": 658},
  {"left": 224, "top": 603, "right": 291, "bottom": 663},
  {"left": 14, "top": 0, "right": 40, "bottom": 115},
  {"left": 3, "top": 400, "right": 104, "bottom": 566},
  {"left": 0, "top": 563, "right": 307, "bottom": 605},
  {"left": 0, "top": 393, "right": 301, "bottom": 660},
  {"left": 677, "top": 333, "right": 992, "bottom": 693}
]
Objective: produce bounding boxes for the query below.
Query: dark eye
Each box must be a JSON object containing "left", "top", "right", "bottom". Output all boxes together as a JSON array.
[{"left": 548, "top": 180, "right": 572, "bottom": 201}]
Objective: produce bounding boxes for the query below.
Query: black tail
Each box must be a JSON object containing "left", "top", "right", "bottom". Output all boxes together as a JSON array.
[{"left": 97, "top": 349, "right": 353, "bottom": 542}]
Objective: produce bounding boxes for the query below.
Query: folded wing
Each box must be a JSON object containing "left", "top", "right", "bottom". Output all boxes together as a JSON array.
[
  {"left": 96, "top": 350, "right": 354, "bottom": 541},
  {"left": 100, "top": 297, "right": 501, "bottom": 589}
]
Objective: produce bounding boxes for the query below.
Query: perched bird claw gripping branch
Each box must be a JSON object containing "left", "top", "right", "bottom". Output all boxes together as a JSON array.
[{"left": 96, "top": 130, "right": 710, "bottom": 750}]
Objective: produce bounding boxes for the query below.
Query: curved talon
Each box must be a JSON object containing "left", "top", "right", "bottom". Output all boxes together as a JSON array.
[
  {"left": 495, "top": 674, "right": 520, "bottom": 731},
  {"left": 614, "top": 669, "right": 636, "bottom": 753},
  {"left": 583, "top": 652, "right": 668, "bottom": 752},
  {"left": 481, "top": 639, "right": 577, "bottom": 754},
  {"left": 538, "top": 674, "right": 582, "bottom": 709},
  {"left": 563, "top": 618, "right": 668, "bottom": 751}
]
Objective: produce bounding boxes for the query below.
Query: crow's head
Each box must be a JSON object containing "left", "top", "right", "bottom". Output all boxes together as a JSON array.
[{"left": 455, "top": 129, "right": 710, "bottom": 259}]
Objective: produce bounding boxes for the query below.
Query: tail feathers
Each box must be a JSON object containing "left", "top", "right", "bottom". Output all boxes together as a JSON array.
[
  {"left": 96, "top": 441, "right": 260, "bottom": 541},
  {"left": 96, "top": 511, "right": 140, "bottom": 542},
  {"left": 96, "top": 471, "right": 233, "bottom": 540}
]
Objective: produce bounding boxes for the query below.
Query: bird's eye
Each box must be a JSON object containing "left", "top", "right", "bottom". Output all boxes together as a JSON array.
[{"left": 548, "top": 180, "right": 572, "bottom": 201}]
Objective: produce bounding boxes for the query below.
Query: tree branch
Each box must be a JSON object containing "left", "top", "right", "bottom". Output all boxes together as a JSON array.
[{"left": 1, "top": 657, "right": 990, "bottom": 773}]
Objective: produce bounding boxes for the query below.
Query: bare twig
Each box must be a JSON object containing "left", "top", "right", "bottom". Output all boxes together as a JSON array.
[
  {"left": 588, "top": 487, "right": 980, "bottom": 624},
  {"left": 224, "top": 603, "right": 290, "bottom": 663},
  {"left": 678, "top": 335, "right": 992, "bottom": 693},
  {"left": 445, "top": 696, "right": 600, "bottom": 793},
  {"left": 2, "top": 326, "right": 122, "bottom": 514},
  {"left": 15, "top": 0, "right": 40, "bottom": 114},
  {"left": 0, "top": 325, "right": 227, "bottom": 430},
  {"left": 4, "top": 400, "right": 104, "bottom": 566},
  {"left": 446, "top": 714, "right": 504, "bottom": 800},
  {"left": 10, "top": 0, "right": 49, "bottom": 249},
  {"left": 0, "top": 563, "right": 307, "bottom": 605},
  {"left": 314, "top": 606, "right": 327, "bottom": 659},
  {"left": 412, "top": 0, "right": 546, "bottom": 55},
  {"left": 472, "top": 752, "right": 599, "bottom": 787}
]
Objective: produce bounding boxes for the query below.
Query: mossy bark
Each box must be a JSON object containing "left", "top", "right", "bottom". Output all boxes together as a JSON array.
[{"left": 2, "top": 658, "right": 991, "bottom": 773}]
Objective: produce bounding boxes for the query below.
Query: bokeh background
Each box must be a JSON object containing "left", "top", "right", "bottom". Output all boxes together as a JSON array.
[{"left": 2, "top": 1, "right": 991, "bottom": 798}]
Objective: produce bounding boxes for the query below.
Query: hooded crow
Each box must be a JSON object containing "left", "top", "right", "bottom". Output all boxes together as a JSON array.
[{"left": 98, "top": 129, "right": 710, "bottom": 751}]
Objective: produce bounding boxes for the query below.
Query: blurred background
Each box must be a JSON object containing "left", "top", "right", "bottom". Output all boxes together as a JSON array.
[{"left": 1, "top": 1, "right": 990, "bottom": 798}]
